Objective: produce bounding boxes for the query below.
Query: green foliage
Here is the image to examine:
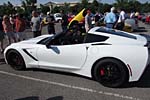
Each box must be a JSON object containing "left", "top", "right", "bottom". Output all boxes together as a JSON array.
[
  {"left": 81, "top": 0, "right": 88, "bottom": 8},
  {"left": 114, "top": 0, "right": 146, "bottom": 13},
  {"left": 61, "top": 3, "right": 70, "bottom": 13},
  {"left": 51, "top": 0, "right": 112, "bottom": 14},
  {"left": 52, "top": 6, "right": 61, "bottom": 13},
  {"left": 141, "top": 2, "right": 150, "bottom": 13},
  {"left": 0, "top": 0, "right": 150, "bottom": 17},
  {"left": 0, "top": 2, "right": 16, "bottom": 16},
  {"left": 39, "top": 4, "right": 50, "bottom": 14}
]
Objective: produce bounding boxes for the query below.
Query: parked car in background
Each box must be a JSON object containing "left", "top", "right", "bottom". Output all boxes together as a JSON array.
[
  {"left": 145, "top": 15, "right": 150, "bottom": 24},
  {"left": 53, "top": 13, "right": 62, "bottom": 22},
  {"left": 142, "top": 16, "right": 146, "bottom": 23},
  {"left": 124, "top": 18, "right": 138, "bottom": 32},
  {"left": 138, "top": 13, "right": 145, "bottom": 20},
  {"left": 68, "top": 14, "right": 75, "bottom": 22}
]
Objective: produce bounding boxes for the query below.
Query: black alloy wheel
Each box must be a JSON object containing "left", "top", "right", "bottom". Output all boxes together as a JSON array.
[
  {"left": 6, "top": 50, "right": 26, "bottom": 70},
  {"left": 93, "top": 58, "right": 129, "bottom": 88}
]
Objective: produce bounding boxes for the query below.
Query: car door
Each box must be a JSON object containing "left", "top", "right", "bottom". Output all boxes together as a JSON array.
[{"left": 37, "top": 44, "right": 87, "bottom": 70}]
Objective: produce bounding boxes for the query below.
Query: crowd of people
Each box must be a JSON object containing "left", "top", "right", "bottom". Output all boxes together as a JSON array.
[
  {"left": 0, "top": 7, "right": 138, "bottom": 54},
  {"left": 84, "top": 7, "right": 139, "bottom": 32},
  {"left": 0, "top": 13, "right": 26, "bottom": 53},
  {"left": 0, "top": 9, "right": 70, "bottom": 54},
  {"left": 84, "top": 7, "right": 128, "bottom": 32}
]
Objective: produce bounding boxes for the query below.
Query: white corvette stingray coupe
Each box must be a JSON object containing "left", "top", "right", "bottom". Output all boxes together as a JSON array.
[{"left": 4, "top": 27, "right": 150, "bottom": 87}]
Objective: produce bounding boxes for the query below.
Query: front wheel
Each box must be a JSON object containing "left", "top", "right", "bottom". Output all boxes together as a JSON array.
[
  {"left": 93, "top": 58, "right": 129, "bottom": 88},
  {"left": 6, "top": 50, "right": 26, "bottom": 70}
]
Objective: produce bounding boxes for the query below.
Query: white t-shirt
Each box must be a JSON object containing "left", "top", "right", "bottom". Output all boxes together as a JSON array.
[{"left": 118, "top": 11, "right": 125, "bottom": 23}]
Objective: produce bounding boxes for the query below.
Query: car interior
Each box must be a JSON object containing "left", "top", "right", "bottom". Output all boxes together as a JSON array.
[
  {"left": 49, "top": 28, "right": 86, "bottom": 45},
  {"left": 38, "top": 26, "right": 110, "bottom": 47}
]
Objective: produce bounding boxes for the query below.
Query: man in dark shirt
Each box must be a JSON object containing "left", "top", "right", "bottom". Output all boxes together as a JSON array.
[
  {"left": 61, "top": 10, "right": 69, "bottom": 32},
  {"left": 46, "top": 12, "right": 55, "bottom": 34},
  {"left": 94, "top": 12, "right": 100, "bottom": 26},
  {"left": 0, "top": 17, "right": 5, "bottom": 53}
]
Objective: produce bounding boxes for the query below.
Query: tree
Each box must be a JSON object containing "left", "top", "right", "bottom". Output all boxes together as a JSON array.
[
  {"left": 114, "top": 0, "right": 128, "bottom": 8},
  {"left": 21, "top": 0, "right": 37, "bottom": 18},
  {"left": 141, "top": 2, "right": 150, "bottom": 13},
  {"left": 102, "top": 4, "right": 112, "bottom": 13},
  {"left": 52, "top": 6, "right": 61, "bottom": 13},
  {"left": 81, "top": 0, "right": 88, "bottom": 8},
  {"left": 0, "top": 1, "right": 16, "bottom": 15},
  {"left": 39, "top": 4, "right": 50, "bottom": 14},
  {"left": 61, "top": 2, "right": 70, "bottom": 13},
  {"left": 114, "top": 0, "right": 143, "bottom": 12},
  {"left": 92, "top": 0, "right": 99, "bottom": 12},
  {"left": 21, "top": 0, "right": 37, "bottom": 12}
]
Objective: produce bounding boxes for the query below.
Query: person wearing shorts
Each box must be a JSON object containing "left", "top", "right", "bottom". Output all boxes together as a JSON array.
[
  {"left": 2, "top": 15, "right": 17, "bottom": 45},
  {"left": 31, "top": 11, "right": 43, "bottom": 38},
  {"left": 0, "top": 17, "right": 5, "bottom": 53},
  {"left": 15, "top": 14, "right": 26, "bottom": 41}
]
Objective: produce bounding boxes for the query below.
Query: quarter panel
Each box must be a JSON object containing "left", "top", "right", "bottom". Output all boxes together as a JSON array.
[{"left": 80, "top": 45, "right": 148, "bottom": 82}]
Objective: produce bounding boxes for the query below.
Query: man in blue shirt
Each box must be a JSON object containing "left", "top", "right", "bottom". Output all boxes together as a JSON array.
[{"left": 104, "top": 7, "right": 117, "bottom": 28}]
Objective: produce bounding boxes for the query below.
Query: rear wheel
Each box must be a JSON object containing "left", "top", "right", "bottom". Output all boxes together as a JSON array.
[
  {"left": 93, "top": 58, "right": 129, "bottom": 88},
  {"left": 6, "top": 50, "right": 26, "bottom": 70}
]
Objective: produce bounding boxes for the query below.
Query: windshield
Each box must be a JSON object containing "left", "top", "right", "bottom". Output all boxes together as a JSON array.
[
  {"left": 96, "top": 27, "right": 137, "bottom": 40},
  {"left": 38, "top": 31, "right": 66, "bottom": 45},
  {"left": 55, "top": 14, "right": 62, "bottom": 17}
]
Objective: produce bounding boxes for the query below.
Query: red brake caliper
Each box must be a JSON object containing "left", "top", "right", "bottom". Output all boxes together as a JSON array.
[{"left": 100, "top": 69, "right": 105, "bottom": 76}]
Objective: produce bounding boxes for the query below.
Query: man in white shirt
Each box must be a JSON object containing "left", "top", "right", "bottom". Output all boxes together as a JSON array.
[
  {"left": 115, "top": 8, "right": 126, "bottom": 30},
  {"left": 31, "top": 11, "right": 43, "bottom": 37}
]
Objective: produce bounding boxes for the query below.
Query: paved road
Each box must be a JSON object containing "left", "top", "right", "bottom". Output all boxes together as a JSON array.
[{"left": 0, "top": 22, "right": 150, "bottom": 100}]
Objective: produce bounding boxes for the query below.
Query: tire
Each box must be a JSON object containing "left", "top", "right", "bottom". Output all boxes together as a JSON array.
[
  {"left": 6, "top": 50, "right": 26, "bottom": 70},
  {"left": 93, "top": 58, "right": 129, "bottom": 88}
]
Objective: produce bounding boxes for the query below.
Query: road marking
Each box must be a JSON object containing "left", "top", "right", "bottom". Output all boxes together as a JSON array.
[{"left": 0, "top": 71, "right": 141, "bottom": 100}]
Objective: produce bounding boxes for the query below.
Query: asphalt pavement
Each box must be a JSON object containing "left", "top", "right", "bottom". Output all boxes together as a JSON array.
[{"left": 0, "top": 22, "right": 150, "bottom": 100}]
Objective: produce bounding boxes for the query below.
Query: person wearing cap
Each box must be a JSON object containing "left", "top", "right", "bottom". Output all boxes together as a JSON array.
[
  {"left": 104, "top": 7, "right": 117, "bottom": 28},
  {"left": 85, "top": 9, "right": 92, "bottom": 32}
]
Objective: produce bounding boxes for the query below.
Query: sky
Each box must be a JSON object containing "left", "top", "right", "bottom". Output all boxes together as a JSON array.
[{"left": 0, "top": 0, "right": 149, "bottom": 5}]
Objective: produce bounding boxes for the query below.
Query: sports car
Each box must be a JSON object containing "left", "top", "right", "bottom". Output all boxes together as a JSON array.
[{"left": 4, "top": 27, "right": 150, "bottom": 88}]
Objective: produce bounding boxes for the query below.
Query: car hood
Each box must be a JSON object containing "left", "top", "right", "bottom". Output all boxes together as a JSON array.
[{"left": 19, "top": 34, "right": 53, "bottom": 44}]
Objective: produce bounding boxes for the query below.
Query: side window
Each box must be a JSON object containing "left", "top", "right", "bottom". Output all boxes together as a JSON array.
[{"left": 85, "top": 34, "right": 109, "bottom": 43}]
